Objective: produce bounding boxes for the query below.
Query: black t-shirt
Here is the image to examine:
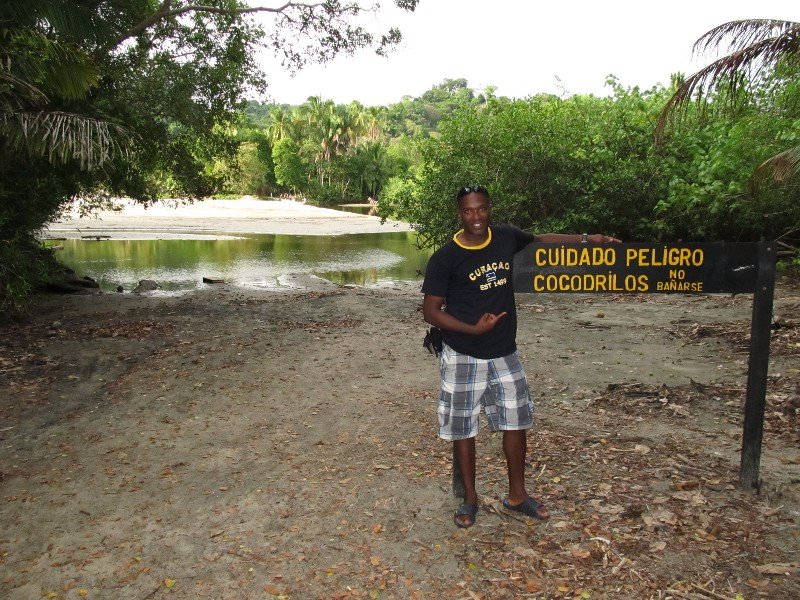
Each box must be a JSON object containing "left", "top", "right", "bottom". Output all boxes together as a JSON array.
[{"left": 422, "top": 224, "right": 536, "bottom": 359}]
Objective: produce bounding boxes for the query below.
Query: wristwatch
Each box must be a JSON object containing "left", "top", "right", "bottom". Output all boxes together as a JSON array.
[{"left": 581, "top": 233, "right": 588, "bottom": 243}]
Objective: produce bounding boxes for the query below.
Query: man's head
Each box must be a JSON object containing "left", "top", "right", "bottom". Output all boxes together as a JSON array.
[
  {"left": 456, "top": 185, "right": 491, "bottom": 240},
  {"left": 456, "top": 185, "right": 490, "bottom": 204}
]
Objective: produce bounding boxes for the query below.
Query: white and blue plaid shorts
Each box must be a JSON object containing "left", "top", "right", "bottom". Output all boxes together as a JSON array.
[{"left": 437, "top": 343, "right": 534, "bottom": 440}]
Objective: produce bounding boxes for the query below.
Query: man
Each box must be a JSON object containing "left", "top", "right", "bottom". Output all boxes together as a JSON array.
[{"left": 422, "top": 185, "right": 619, "bottom": 528}]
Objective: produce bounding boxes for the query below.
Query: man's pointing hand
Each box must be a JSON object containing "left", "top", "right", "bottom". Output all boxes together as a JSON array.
[{"left": 473, "top": 311, "right": 508, "bottom": 334}]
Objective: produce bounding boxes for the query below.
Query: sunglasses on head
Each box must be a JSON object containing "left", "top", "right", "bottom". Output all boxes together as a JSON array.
[{"left": 456, "top": 185, "right": 488, "bottom": 198}]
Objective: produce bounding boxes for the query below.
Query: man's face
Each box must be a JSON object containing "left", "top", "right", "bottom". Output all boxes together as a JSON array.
[{"left": 457, "top": 192, "right": 492, "bottom": 238}]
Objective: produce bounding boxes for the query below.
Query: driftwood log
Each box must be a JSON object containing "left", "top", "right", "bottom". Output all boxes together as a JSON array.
[{"left": 43, "top": 269, "right": 100, "bottom": 293}]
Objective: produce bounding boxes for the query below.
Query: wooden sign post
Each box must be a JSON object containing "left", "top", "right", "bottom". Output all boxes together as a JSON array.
[
  {"left": 739, "top": 243, "right": 777, "bottom": 490},
  {"left": 508, "top": 242, "right": 776, "bottom": 492}
]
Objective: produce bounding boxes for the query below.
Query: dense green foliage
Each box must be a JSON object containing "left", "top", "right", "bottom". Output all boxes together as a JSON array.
[
  {"left": 239, "top": 70, "right": 799, "bottom": 249},
  {"left": 0, "top": 0, "right": 419, "bottom": 316},
  {"left": 236, "top": 78, "right": 487, "bottom": 203},
  {"left": 2, "top": 3, "right": 799, "bottom": 317},
  {"left": 658, "top": 19, "right": 800, "bottom": 184},
  {"left": 379, "top": 74, "right": 800, "bottom": 248}
]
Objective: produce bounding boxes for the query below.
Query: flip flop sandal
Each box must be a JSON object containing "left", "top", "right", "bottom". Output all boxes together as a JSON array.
[
  {"left": 454, "top": 503, "right": 478, "bottom": 528},
  {"left": 502, "top": 496, "right": 549, "bottom": 520}
]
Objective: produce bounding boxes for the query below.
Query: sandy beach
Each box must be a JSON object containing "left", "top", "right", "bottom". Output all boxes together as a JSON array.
[
  {"left": 45, "top": 197, "right": 412, "bottom": 239},
  {"left": 3, "top": 201, "right": 799, "bottom": 598}
]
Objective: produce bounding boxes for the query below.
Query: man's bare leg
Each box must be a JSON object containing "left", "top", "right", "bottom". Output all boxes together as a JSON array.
[
  {"left": 453, "top": 437, "right": 477, "bottom": 526},
  {"left": 503, "top": 429, "right": 528, "bottom": 502},
  {"left": 503, "top": 430, "right": 549, "bottom": 519}
]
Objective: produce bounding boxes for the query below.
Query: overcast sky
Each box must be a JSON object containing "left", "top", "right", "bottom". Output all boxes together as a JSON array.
[{"left": 252, "top": 0, "right": 799, "bottom": 106}]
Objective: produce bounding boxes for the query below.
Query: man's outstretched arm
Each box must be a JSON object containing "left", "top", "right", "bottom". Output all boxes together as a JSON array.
[{"left": 533, "top": 233, "right": 621, "bottom": 243}]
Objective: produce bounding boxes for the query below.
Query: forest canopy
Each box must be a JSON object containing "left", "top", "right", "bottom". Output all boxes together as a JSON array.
[
  {"left": 0, "top": 0, "right": 420, "bottom": 315},
  {"left": 239, "top": 71, "right": 800, "bottom": 248}
]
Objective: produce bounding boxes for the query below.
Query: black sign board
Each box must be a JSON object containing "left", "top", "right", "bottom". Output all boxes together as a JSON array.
[
  {"left": 513, "top": 242, "right": 759, "bottom": 294},
  {"left": 505, "top": 241, "right": 776, "bottom": 492}
]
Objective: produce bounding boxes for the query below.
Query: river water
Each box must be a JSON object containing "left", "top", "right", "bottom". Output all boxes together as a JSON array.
[{"left": 47, "top": 230, "right": 431, "bottom": 292}]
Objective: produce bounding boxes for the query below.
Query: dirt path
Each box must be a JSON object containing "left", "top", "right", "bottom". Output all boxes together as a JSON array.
[{"left": 1, "top": 279, "right": 798, "bottom": 599}]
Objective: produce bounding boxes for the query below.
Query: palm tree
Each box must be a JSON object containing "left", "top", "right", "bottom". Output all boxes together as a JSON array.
[
  {"left": 266, "top": 106, "right": 294, "bottom": 143},
  {"left": 658, "top": 19, "right": 800, "bottom": 183},
  {"left": 364, "top": 106, "right": 385, "bottom": 141},
  {"left": 346, "top": 101, "right": 368, "bottom": 146},
  {"left": 300, "top": 98, "right": 360, "bottom": 186},
  {"left": 356, "top": 140, "right": 391, "bottom": 198}
]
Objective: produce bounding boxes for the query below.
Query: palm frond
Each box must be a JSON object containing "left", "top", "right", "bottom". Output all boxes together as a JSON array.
[
  {"left": 0, "top": 110, "right": 129, "bottom": 170},
  {"left": 2, "top": 29, "right": 99, "bottom": 100},
  {"left": 687, "top": 20, "right": 800, "bottom": 97},
  {"left": 40, "top": 41, "right": 99, "bottom": 99},
  {"left": 751, "top": 145, "right": 800, "bottom": 191},
  {"left": 656, "top": 19, "right": 800, "bottom": 140},
  {"left": 0, "top": 0, "right": 112, "bottom": 46},
  {"left": 694, "top": 19, "right": 799, "bottom": 57},
  {"left": 0, "top": 71, "right": 48, "bottom": 109}
]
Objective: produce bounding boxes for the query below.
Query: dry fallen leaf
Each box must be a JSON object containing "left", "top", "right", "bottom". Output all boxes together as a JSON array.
[
  {"left": 642, "top": 509, "right": 678, "bottom": 527},
  {"left": 671, "top": 490, "right": 707, "bottom": 505},
  {"left": 525, "top": 577, "right": 543, "bottom": 592},
  {"left": 597, "top": 504, "right": 625, "bottom": 515},
  {"left": 753, "top": 562, "right": 798, "bottom": 575},
  {"left": 667, "top": 403, "right": 691, "bottom": 417},
  {"left": 264, "top": 583, "right": 282, "bottom": 595},
  {"left": 673, "top": 479, "right": 700, "bottom": 490},
  {"left": 570, "top": 547, "right": 591, "bottom": 559}
]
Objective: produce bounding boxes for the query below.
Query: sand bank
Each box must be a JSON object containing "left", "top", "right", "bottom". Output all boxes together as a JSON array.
[{"left": 44, "top": 197, "right": 412, "bottom": 239}]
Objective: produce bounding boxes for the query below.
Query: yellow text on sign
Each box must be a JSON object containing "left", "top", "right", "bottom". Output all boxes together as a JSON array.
[
  {"left": 532, "top": 273, "right": 649, "bottom": 292},
  {"left": 625, "top": 247, "right": 704, "bottom": 268}
]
